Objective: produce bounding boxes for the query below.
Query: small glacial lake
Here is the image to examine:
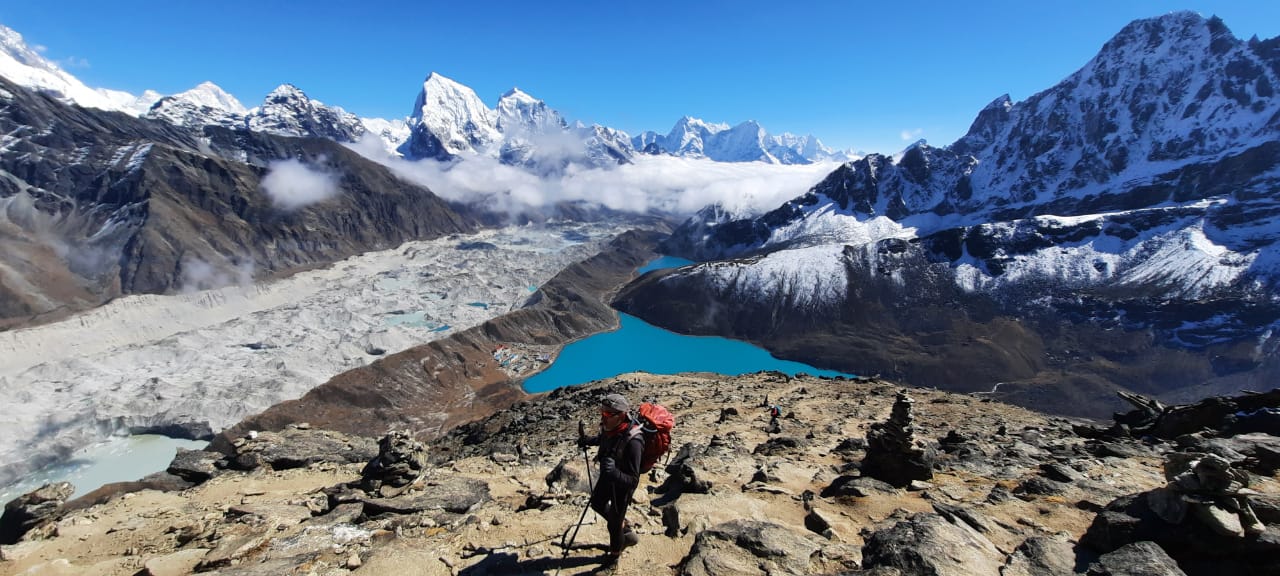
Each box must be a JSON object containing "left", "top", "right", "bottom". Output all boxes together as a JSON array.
[
  {"left": 524, "top": 256, "right": 850, "bottom": 393},
  {"left": 0, "top": 435, "right": 207, "bottom": 503},
  {"left": 637, "top": 255, "right": 695, "bottom": 274}
]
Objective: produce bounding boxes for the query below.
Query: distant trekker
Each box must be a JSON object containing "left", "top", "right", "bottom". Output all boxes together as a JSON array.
[
  {"left": 578, "top": 393, "right": 643, "bottom": 563},
  {"left": 767, "top": 403, "right": 783, "bottom": 433}
]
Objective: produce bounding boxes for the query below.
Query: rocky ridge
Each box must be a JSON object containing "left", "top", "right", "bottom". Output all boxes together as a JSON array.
[
  {"left": 621, "top": 12, "right": 1280, "bottom": 418},
  {"left": 0, "top": 74, "right": 478, "bottom": 329},
  {"left": 2, "top": 374, "right": 1277, "bottom": 575}
]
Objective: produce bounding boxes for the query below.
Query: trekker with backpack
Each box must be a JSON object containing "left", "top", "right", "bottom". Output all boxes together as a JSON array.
[{"left": 578, "top": 393, "right": 643, "bottom": 564}]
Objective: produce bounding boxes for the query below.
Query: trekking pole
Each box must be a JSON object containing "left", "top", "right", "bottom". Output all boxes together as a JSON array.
[{"left": 561, "top": 421, "right": 596, "bottom": 554}]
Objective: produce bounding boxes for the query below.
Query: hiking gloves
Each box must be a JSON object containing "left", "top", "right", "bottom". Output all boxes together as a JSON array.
[{"left": 601, "top": 457, "right": 616, "bottom": 476}]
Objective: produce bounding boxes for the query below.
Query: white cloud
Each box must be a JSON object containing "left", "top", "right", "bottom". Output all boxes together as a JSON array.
[
  {"left": 900, "top": 128, "right": 923, "bottom": 141},
  {"left": 259, "top": 159, "right": 340, "bottom": 210},
  {"left": 58, "top": 56, "right": 90, "bottom": 69},
  {"left": 179, "top": 257, "right": 255, "bottom": 293},
  {"left": 346, "top": 134, "right": 835, "bottom": 219}
]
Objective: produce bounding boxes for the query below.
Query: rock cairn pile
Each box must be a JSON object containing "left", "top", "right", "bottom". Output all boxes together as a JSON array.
[
  {"left": 359, "top": 430, "right": 428, "bottom": 497},
  {"left": 861, "top": 390, "right": 937, "bottom": 487},
  {"left": 1150, "top": 453, "right": 1265, "bottom": 537}
]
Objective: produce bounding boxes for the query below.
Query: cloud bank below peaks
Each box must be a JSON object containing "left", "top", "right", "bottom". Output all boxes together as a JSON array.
[{"left": 346, "top": 134, "right": 837, "bottom": 218}]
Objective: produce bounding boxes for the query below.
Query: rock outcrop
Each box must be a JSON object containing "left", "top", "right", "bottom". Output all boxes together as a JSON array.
[{"left": 0, "top": 483, "right": 72, "bottom": 545}]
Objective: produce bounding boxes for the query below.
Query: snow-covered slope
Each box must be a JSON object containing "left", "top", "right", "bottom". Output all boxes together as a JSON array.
[{"left": 0, "top": 24, "right": 160, "bottom": 115}]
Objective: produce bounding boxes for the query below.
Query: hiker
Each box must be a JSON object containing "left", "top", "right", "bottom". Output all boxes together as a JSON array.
[
  {"left": 767, "top": 403, "right": 783, "bottom": 433},
  {"left": 578, "top": 393, "right": 643, "bottom": 562}
]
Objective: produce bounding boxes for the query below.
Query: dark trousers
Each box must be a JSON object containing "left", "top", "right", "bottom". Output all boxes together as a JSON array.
[{"left": 590, "top": 479, "right": 634, "bottom": 553}]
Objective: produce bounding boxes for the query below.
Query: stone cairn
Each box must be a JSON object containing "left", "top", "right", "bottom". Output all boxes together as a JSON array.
[
  {"left": 861, "top": 390, "right": 937, "bottom": 487},
  {"left": 1148, "top": 452, "right": 1266, "bottom": 537},
  {"left": 359, "top": 430, "right": 428, "bottom": 497}
]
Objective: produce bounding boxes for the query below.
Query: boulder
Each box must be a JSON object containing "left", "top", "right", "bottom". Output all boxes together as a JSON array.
[
  {"left": 1002, "top": 535, "right": 1079, "bottom": 576},
  {"left": 1082, "top": 493, "right": 1280, "bottom": 576},
  {"left": 544, "top": 458, "right": 589, "bottom": 494},
  {"left": 167, "top": 449, "right": 224, "bottom": 484},
  {"left": 677, "top": 519, "right": 824, "bottom": 576},
  {"left": 821, "top": 475, "right": 898, "bottom": 498},
  {"left": 861, "top": 512, "right": 1004, "bottom": 576},
  {"left": 228, "top": 426, "right": 378, "bottom": 471},
  {"left": 359, "top": 476, "right": 490, "bottom": 516},
  {"left": 1086, "top": 541, "right": 1186, "bottom": 576},
  {"left": 0, "top": 482, "right": 74, "bottom": 544}
]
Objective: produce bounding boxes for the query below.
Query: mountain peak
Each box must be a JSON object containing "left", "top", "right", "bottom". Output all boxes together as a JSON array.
[
  {"left": 178, "top": 81, "right": 248, "bottom": 114},
  {"left": 500, "top": 87, "right": 533, "bottom": 101},
  {"left": 267, "top": 83, "right": 305, "bottom": 98},
  {"left": 402, "top": 72, "right": 500, "bottom": 159}
]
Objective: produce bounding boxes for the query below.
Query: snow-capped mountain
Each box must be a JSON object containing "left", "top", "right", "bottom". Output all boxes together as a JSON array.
[
  {"left": 397, "top": 72, "right": 635, "bottom": 170},
  {"left": 0, "top": 24, "right": 160, "bottom": 115},
  {"left": 622, "top": 12, "right": 1280, "bottom": 416},
  {"left": 245, "top": 84, "right": 365, "bottom": 142},
  {"left": 632, "top": 116, "right": 858, "bottom": 164},
  {"left": 144, "top": 81, "right": 368, "bottom": 143},
  {"left": 144, "top": 81, "right": 247, "bottom": 128},
  {"left": 399, "top": 72, "right": 503, "bottom": 161}
]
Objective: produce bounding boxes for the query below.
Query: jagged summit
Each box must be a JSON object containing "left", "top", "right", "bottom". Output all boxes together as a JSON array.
[
  {"left": 400, "top": 71, "right": 502, "bottom": 160},
  {"left": 495, "top": 86, "right": 565, "bottom": 134},
  {"left": 246, "top": 83, "right": 365, "bottom": 141}
]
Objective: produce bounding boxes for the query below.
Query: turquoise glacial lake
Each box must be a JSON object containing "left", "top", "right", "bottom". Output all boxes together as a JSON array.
[
  {"left": 0, "top": 435, "right": 208, "bottom": 503},
  {"left": 636, "top": 255, "right": 696, "bottom": 274},
  {"left": 523, "top": 256, "right": 852, "bottom": 393}
]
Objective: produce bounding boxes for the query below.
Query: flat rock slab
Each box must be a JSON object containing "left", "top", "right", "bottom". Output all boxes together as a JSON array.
[{"left": 360, "top": 477, "right": 490, "bottom": 515}]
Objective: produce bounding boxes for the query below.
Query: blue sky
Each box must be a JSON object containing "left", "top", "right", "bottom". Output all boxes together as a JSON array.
[{"left": 2, "top": 1, "right": 1278, "bottom": 154}]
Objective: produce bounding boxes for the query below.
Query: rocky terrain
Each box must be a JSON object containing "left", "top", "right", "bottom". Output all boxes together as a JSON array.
[{"left": 1, "top": 372, "right": 1277, "bottom": 575}]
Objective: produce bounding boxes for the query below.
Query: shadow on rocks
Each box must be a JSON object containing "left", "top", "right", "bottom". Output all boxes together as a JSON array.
[{"left": 457, "top": 550, "right": 617, "bottom": 575}]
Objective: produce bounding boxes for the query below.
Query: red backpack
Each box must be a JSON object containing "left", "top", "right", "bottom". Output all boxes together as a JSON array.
[{"left": 630, "top": 402, "right": 674, "bottom": 473}]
